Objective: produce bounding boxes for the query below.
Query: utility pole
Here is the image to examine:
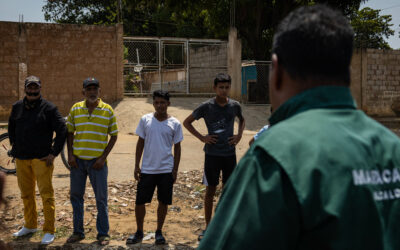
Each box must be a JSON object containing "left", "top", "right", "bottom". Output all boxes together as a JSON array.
[{"left": 117, "top": 0, "right": 122, "bottom": 23}]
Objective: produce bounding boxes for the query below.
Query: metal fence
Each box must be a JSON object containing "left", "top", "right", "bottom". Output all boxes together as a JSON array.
[
  {"left": 124, "top": 37, "right": 228, "bottom": 94},
  {"left": 241, "top": 60, "right": 271, "bottom": 104}
]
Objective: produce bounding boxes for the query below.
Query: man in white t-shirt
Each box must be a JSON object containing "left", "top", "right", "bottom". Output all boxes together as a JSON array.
[{"left": 126, "top": 90, "right": 183, "bottom": 246}]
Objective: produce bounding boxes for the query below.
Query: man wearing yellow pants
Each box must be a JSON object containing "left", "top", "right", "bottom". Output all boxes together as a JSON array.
[{"left": 8, "top": 76, "right": 67, "bottom": 245}]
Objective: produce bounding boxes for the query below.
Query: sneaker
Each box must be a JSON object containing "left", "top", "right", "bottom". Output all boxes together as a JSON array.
[
  {"left": 155, "top": 230, "right": 166, "bottom": 245},
  {"left": 126, "top": 231, "right": 143, "bottom": 245},
  {"left": 41, "top": 233, "right": 55, "bottom": 245},
  {"left": 12, "top": 227, "right": 37, "bottom": 237}
]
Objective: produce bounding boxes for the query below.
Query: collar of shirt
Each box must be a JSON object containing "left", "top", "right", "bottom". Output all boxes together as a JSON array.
[
  {"left": 269, "top": 85, "right": 356, "bottom": 126},
  {"left": 83, "top": 98, "right": 103, "bottom": 109},
  {"left": 23, "top": 96, "right": 42, "bottom": 110}
]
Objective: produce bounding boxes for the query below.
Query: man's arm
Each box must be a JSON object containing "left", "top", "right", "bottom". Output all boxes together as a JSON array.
[
  {"left": 183, "top": 114, "right": 217, "bottom": 144},
  {"left": 67, "top": 132, "right": 77, "bottom": 168},
  {"left": 40, "top": 107, "right": 67, "bottom": 166},
  {"left": 92, "top": 135, "right": 118, "bottom": 169},
  {"left": 172, "top": 142, "right": 181, "bottom": 182},
  {"left": 7, "top": 105, "right": 16, "bottom": 147},
  {"left": 198, "top": 148, "right": 300, "bottom": 250},
  {"left": 134, "top": 137, "right": 145, "bottom": 181},
  {"left": 66, "top": 109, "right": 78, "bottom": 169},
  {"left": 249, "top": 137, "right": 255, "bottom": 146},
  {"left": 50, "top": 107, "right": 67, "bottom": 156},
  {"left": 228, "top": 116, "right": 245, "bottom": 146}
]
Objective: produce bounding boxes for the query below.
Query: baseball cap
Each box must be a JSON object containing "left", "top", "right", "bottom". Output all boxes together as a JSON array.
[
  {"left": 83, "top": 77, "right": 100, "bottom": 88},
  {"left": 25, "top": 76, "right": 41, "bottom": 87}
]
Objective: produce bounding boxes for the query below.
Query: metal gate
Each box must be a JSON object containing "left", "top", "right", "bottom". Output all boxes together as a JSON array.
[{"left": 124, "top": 37, "right": 228, "bottom": 94}]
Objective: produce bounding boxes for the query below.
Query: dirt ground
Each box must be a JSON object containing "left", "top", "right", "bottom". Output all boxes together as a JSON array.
[{"left": 0, "top": 97, "right": 271, "bottom": 248}]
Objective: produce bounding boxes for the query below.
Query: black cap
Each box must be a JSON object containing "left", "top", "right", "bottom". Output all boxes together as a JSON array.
[
  {"left": 25, "top": 76, "right": 41, "bottom": 87},
  {"left": 83, "top": 77, "right": 99, "bottom": 88}
]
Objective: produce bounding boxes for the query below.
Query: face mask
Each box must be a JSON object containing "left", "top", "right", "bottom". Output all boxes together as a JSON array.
[{"left": 26, "top": 92, "right": 40, "bottom": 96}]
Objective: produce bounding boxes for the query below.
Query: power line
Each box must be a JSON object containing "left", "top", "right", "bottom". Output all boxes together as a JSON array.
[
  {"left": 381, "top": 4, "right": 400, "bottom": 10},
  {"left": 132, "top": 17, "right": 201, "bottom": 29}
]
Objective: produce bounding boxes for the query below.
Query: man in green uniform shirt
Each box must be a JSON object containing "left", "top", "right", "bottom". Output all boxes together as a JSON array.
[{"left": 199, "top": 5, "right": 400, "bottom": 250}]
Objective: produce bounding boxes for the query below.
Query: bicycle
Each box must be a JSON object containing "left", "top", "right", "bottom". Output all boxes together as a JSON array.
[{"left": 0, "top": 132, "right": 70, "bottom": 174}]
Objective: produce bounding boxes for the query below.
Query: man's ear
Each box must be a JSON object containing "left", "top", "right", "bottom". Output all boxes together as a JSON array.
[{"left": 270, "top": 54, "right": 283, "bottom": 91}]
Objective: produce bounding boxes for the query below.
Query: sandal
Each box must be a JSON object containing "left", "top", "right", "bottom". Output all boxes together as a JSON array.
[
  {"left": 97, "top": 235, "right": 110, "bottom": 246},
  {"left": 198, "top": 230, "right": 206, "bottom": 241},
  {"left": 126, "top": 231, "right": 143, "bottom": 245},
  {"left": 66, "top": 233, "right": 85, "bottom": 243},
  {"left": 155, "top": 230, "right": 166, "bottom": 245}
]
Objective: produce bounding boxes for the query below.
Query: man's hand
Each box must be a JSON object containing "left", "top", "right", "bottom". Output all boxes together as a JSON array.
[
  {"left": 134, "top": 166, "right": 141, "bottom": 181},
  {"left": 228, "top": 134, "right": 242, "bottom": 146},
  {"left": 202, "top": 135, "right": 218, "bottom": 144},
  {"left": 68, "top": 154, "right": 78, "bottom": 169},
  {"left": 172, "top": 170, "right": 178, "bottom": 183},
  {"left": 93, "top": 156, "right": 106, "bottom": 169},
  {"left": 40, "top": 154, "right": 55, "bottom": 167}
]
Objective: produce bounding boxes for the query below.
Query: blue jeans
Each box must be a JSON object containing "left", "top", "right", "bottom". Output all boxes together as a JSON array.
[{"left": 70, "top": 157, "right": 109, "bottom": 237}]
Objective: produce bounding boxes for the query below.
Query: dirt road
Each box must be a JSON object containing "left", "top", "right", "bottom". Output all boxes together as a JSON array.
[
  {"left": 2, "top": 97, "right": 270, "bottom": 196},
  {"left": 0, "top": 97, "right": 270, "bottom": 248}
]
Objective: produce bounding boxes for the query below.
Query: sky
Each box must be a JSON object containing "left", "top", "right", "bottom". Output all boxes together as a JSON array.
[{"left": 0, "top": 0, "right": 399, "bottom": 49}]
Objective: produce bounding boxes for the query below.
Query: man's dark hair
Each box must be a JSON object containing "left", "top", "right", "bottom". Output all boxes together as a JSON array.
[
  {"left": 272, "top": 4, "right": 354, "bottom": 85},
  {"left": 153, "top": 90, "right": 170, "bottom": 101},
  {"left": 214, "top": 73, "right": 231, "bottom": 86}
]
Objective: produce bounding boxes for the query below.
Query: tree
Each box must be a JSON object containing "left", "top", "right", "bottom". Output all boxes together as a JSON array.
[
  {"left": 351, "top": 7, "right": 394, "bottom": 49},
  {"left": 43, "top": 0, "right": 377, "bottom": 60},
  {"left": 43, "top": 0, "right": 119, "bottom": 24}
]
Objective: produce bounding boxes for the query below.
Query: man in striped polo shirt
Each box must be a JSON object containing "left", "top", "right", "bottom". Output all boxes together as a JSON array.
[{"left": 66, "top": 77, "right": 118, "bottom": 246}]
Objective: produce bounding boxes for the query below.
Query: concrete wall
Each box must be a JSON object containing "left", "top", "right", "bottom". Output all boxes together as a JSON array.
[
  {"left": 0, "top": 22, "right": 19, "bottom": 121},
  {"left": 0, "top": 21, "right": 124, "bottom": 121},
  {"left": 143, "top": 69, "right": 186, "bottom": 92},
  {"left": 351, "top": 49, "right": 400, "bottom": 116},
  {"left": 189, "top": 43, "right": 227, "bottom": 93}
]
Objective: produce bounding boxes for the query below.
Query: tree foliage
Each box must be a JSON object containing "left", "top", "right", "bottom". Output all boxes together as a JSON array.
[
  {"left": 43, "top": 0, "right": 119, "bottom": 24},
  {"left": 43, "top": 0, "right": 395, "bottom": 60},
  {"left": 351, "top": 7, "right": 394, "bottom": 49}
]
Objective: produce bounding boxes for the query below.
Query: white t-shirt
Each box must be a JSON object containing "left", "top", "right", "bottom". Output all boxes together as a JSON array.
[{"left": 135, "top": 113, "right": 183, "bottom": 174}]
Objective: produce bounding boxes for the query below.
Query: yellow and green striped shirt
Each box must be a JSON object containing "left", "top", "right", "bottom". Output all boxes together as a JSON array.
[{"left": 67, "top": 99, "right": 118, "bottom": 160}]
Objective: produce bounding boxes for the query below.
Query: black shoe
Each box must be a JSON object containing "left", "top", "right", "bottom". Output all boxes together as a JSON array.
[
  {"left": 155, "top": 230, "right": 166, "bottom": 245},
  {"left": 67, "top": 233, "right": 85, "bottom": 243},
  {"left": 198, "top": 229, "right": 206, "bottom": 241},
  {"left": 126, "top": 231, "right": 143, "bottom": 245}
]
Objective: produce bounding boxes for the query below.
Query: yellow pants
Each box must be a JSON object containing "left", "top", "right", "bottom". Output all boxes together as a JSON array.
[{"left": 16, "top": 159, "right": 55, "bottom": 234}]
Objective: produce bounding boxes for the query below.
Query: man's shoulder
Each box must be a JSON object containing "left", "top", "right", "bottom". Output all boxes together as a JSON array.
[
  {"left": 71, "top": 100, "right": 85, "bottom": 109},
  {"left": 197, "top": 98, "right": 215, "bottom": 106},
  {"left": 12, "top": 99, "right": 24, "bottom": 107},
  {"left": 68, "top": 101, "right": 85, "bottom": 115},
  {"left": 40, "top": 98, "right": 57, "bottom": 109},
  {"left": 141, "top": 112, "right": 154, "bottom": 120},
  {"left": 168, "top": 116, "right": 181, "bottom": 125},
  {"left": 259, "top": 109, "right": 400, "bottom": 155},
  {"left": 99, "top": 100, "right": 112, "bottom": 109},
  {"left": 97, "top": 100, "right": 114, "bottom": 114},
  {"left": 228, "top": 98, "right": 241, "bottom": 107}
]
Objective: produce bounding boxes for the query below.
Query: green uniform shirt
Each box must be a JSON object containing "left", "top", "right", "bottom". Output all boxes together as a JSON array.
[{"left": 199, "top": 86, "right": 400, "bottom": 250}]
